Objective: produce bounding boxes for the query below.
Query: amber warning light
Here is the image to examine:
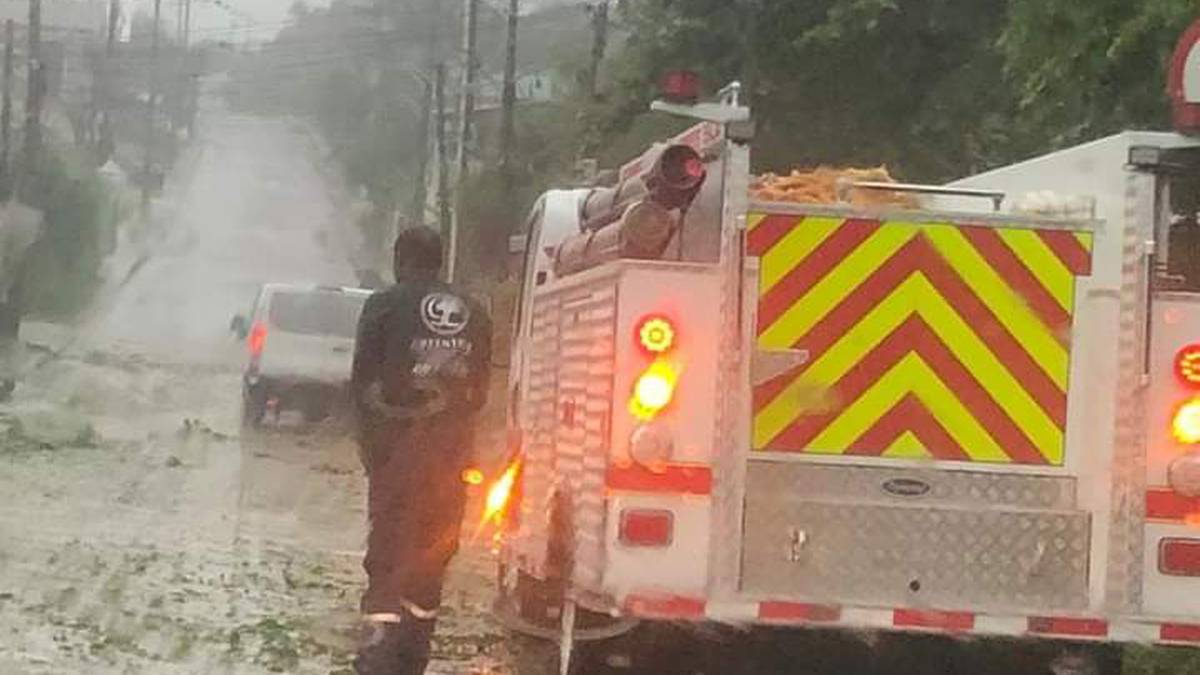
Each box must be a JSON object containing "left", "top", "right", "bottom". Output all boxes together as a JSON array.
[
  {"left": 1174, "top": 399, "right": 1200, "bottom": 444},
  {"left": 482, "top": 459, "right": 520, "bottom": 527}
]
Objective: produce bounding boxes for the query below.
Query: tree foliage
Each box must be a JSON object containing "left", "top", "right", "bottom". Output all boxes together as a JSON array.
[
  {"left": 604, "top": 0, "right": 1197, "bottom": 181},
  {"left": 1001, "top": 0, "right": 1195, "bottom": 148}
]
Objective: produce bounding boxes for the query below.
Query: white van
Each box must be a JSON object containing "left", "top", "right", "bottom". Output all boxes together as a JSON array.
[{"left": 232, "top": 283, "right": 371, "bottom": 426}]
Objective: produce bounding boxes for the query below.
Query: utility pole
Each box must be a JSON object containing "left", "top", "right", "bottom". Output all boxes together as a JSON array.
[
  {"left": 409, "top": 0, "right": 439, "bottom": 227},
  {"left": 142, "top": 0, "right": 162, "bottom": 210},
  {"left": 21, "top": 0, "right": 43, "bottom": 195},
  {"left": 454, "top": 0, "right": 477, "bottom": 179},
  {"left": 182, "top": 0, "right": 193, "bottom": 135},
  {"left": 584, "top": 0, "right": 609, "bottom": 100},
  {"left": 498, "top": 0, "right": 519, "bottom": 277},
  {"left": 98, "top": 0, "right": 119, "bottom": 162},
  {"left": 499, "top": 0, "right": 518, "bottom": 176},
  {"left": 1, "top": 20, "right": 13, "bottom": 199},
  {"left": 182, "top": 0, "right": 191, "bottom": 49},
  {"left": 435, "top": 64, "right": 450, "bottom": 252},
  {"left": 448, "top": 0, "right": 477, "bottom": 282}
]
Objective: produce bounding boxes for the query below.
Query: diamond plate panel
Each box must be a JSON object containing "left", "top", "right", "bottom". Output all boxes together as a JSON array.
[
  {"left": 742, "top": 468, "right": 1090, "bottom": 613},
  {"left": 1104, "top": 171, "right": 1153, "bottom": 613}
]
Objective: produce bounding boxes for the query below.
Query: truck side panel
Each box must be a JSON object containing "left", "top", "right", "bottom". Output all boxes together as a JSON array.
[{"left": 513, "top": 267, "right": 619, "bottom": 587}]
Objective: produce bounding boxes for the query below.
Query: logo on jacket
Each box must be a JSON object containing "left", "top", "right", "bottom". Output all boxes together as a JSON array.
[{"left": 421, "top": 292, "right": 470, "bottom": 336}]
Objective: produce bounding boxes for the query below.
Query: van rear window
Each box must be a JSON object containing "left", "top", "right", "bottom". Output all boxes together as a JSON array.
[{"left": 267, "top": 291, "right": 366, "bottom": 338}]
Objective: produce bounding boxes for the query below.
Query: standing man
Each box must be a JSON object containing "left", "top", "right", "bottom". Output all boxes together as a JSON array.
[{"left": 350, "top": 226, "right": 491, "bottom": 675}]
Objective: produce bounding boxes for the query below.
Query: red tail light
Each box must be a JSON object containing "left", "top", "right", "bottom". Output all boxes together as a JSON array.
[
  {"left": 1177, "top": 344, "right": 1200, "bottom": 387},
  {"left": 637, "top": 315, "right": 676, "bottom": 354},
  {"left": 659, "top": 70, "right": 700, "bottom": 103},
  {"left": 248, "top": 321, "right": 267, "bottom": 358},
  {"left": 619, "top": 508, "right": 673, "bottom": 547},
  {"left": 1159, "top": 538, "right": 1200, "bottom": 576}
]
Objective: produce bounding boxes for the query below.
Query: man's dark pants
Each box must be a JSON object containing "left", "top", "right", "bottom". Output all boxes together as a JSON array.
[{"left": 355, "top": 420, "right": 468, "bottom": 675}]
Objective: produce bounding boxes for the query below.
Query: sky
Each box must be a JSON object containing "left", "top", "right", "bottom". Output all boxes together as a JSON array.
[{"left": 118, "top": 0, "right": 581, "bottom": 46}]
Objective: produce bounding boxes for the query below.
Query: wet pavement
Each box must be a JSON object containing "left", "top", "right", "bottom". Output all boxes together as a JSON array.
[{"left": 0, "top": 96, "right": 517, "bottom": 674}]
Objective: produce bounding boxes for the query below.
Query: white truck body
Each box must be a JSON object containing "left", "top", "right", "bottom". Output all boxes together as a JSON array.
[{"left": 503, "top": 120, "right": 1200, "bottom": 647}]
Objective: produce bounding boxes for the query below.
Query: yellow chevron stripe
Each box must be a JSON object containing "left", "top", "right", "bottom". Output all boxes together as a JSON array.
[
  {"left": 747, "top": 212, "right": 767, "bottom": 232},
  {"left": 911, "top": 273, "right": 1063, "bottom": 461},
  {"left": 757, "top": 222, "right": 918, "bottom": 349},
  {"left": 1074, "top": 230, "right": 1093, "bottom": 251},
  {"left": 997, "top": 228, "right": 1075, "bottom": 312},
  {"left": 759, "top": 216, "right": 842, "bottom": 293},
  {"left": 754, "top": 274, "right": 918, "bottom": 448},
  {"left": 882, "top": 431, "right": 931, "bottom": 459},
  {"left": 753, "top": 270, "right": 1063, "bottom": 462},
  {"left": 923, "top": 225, "right": 1068, "bottom": 390},
  {"left": 809, "top": 354, "right": 1008, "bottom": 462}
]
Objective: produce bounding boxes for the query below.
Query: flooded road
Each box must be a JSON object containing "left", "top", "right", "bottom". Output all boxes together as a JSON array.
[{"left": 0, "top": 99, "right": 515, "bottom": 674}]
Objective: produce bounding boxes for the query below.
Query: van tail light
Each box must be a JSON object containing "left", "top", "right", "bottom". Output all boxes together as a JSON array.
[
  {"left": 248, "top": 321, "right": 267, "bottom": 359},
  {"left": 1159, "top": 538, "right": 1200, "bottom": 576},
  {"left": 619, "top": 509, "right": 673, "bottom": 547}
]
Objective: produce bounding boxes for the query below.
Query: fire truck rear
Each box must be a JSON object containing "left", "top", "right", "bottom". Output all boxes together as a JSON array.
[{"left": 496, "top": 25, "right": 1200, "bottom": 672}]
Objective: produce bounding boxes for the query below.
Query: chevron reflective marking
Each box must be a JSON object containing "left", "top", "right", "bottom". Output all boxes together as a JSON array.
[{"left": 747, "top": 214, "right": 1094, "bottom": 465}]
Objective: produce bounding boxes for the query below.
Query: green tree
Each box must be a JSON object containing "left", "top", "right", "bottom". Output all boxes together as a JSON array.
[
  {"left": 1000, "top": 0, "right": 1196, "bottom": 150},
  {"left": 602, "top": 0, "right": 1197, "bottom": 181}
]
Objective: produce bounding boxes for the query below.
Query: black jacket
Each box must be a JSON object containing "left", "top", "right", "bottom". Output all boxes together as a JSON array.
[{"left": 350, "top": 279, "right": 491, "bottom": 462}]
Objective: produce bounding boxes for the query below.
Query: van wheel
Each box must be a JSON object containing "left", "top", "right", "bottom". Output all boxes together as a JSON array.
[{"left": 242, "top": 386, "right": 267, "bottom": 429}]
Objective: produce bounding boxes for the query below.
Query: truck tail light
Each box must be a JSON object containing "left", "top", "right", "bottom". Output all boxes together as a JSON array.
[
  {"left": 637, "top": 315, "right": 676, "bottom": 354},
  {"left": 248, "top": 321, "right": 267, "bottom": 359},
  {"left": 631, "top": 361, "right": 677, "bottom": 420},
  {"left": 1159, "top": 538, "right": 1200, "bottom": 576},
  {"left": 1174, "top": 399, "right": 1200, "bottom": 444},
  {"left": 619, "top": 508, "right": 673, "bottom": 547},
  {"left": 1177, "top": 344, "right": 1200, "bottom": 387}
]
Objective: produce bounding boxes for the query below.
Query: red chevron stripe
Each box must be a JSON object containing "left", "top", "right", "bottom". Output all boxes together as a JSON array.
[
  {"left": 746, "top": 214, "right": 801, "bottom": 257},
  {"left": 847, "top": 394, "right": 969, "bottom": 460},
  {"left": 755, "top": 236, "right": 1065, "bottom": 430},
  {"left": 1037, "top": 229, "right": 1093, "bottom": 276},
  {"left": 916, "top": 238, "right": 1067, "bottom": 429},
  {"left": 757, "top": 218, "right": 880, "bottom": 334},
  {"left": 764, "top": 316, "right": 1045, "bottom": 463},
  {"left": 961, "top": 226, "right": 1071, "bottom": 342}
]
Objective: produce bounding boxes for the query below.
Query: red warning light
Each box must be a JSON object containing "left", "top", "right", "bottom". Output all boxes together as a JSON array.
[
  {"left": 1176, "top": 344, "right": 1200, "bottom": 387},
  {"left": 637, "top": 316, "right": 676, "bottom": 354},
  {"left": 660, "top": 70, "right": 700, "bottom": 103}
]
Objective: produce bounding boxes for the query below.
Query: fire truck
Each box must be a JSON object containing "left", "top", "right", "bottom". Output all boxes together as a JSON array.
[{"left": 494, "top": 21, "right": 1200, "bottom": 674}]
